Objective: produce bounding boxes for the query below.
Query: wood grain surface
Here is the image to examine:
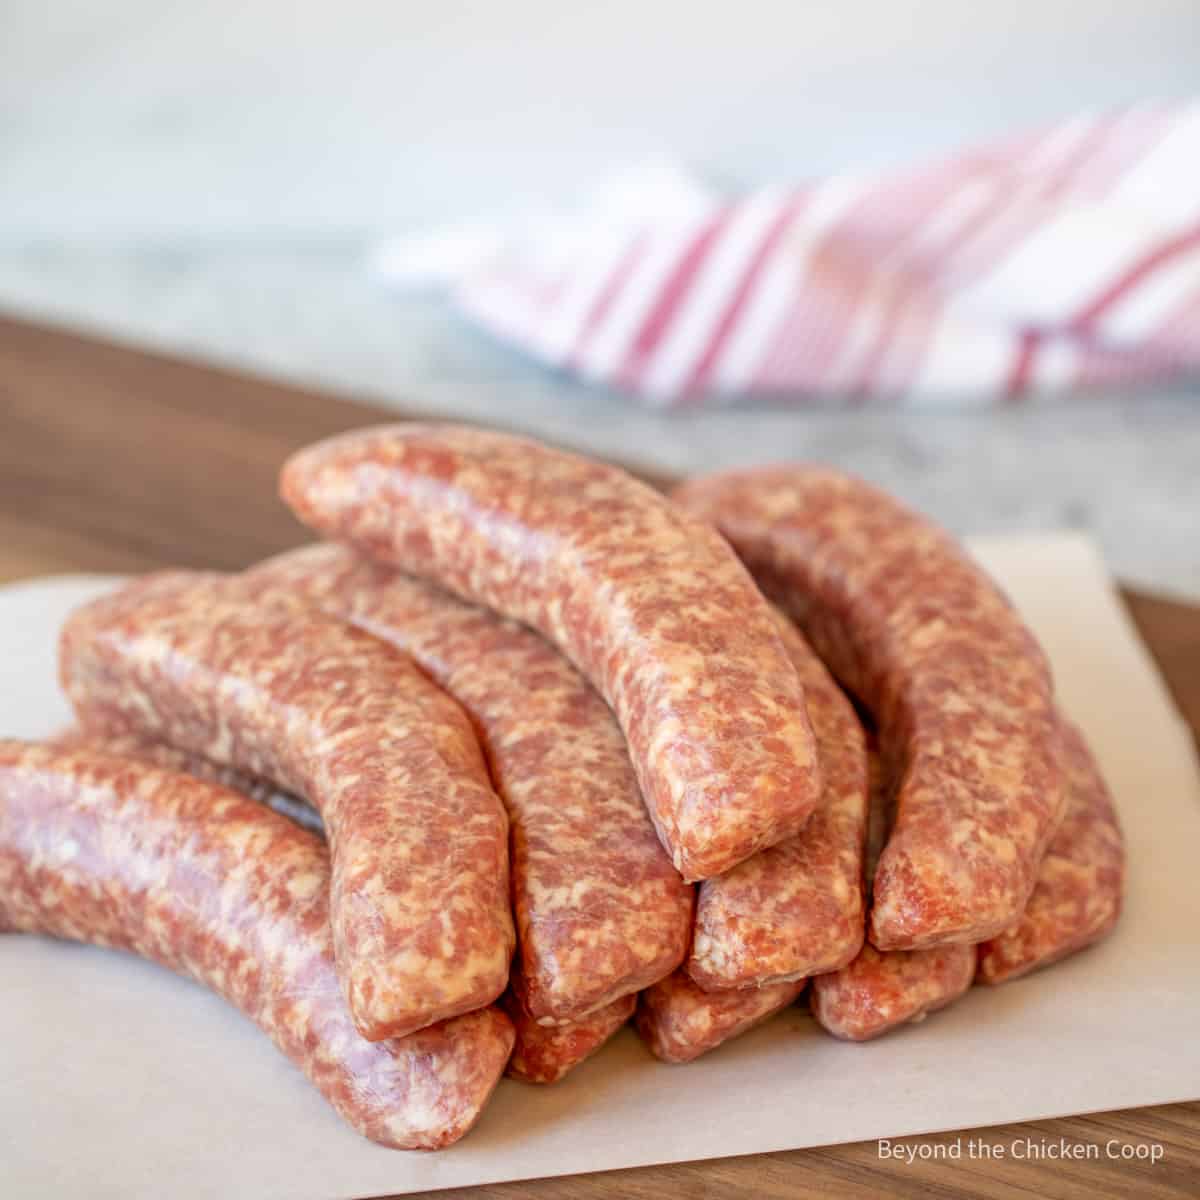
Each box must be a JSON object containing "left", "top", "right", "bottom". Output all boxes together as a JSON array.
[{"left": 1, "top": 312, "right": 1197, "bottom": 1198}]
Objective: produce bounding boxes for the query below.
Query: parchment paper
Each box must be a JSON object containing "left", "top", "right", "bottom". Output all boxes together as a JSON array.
[{"left": 1, "top": 534, "right": 1198, "bottom": 1199}]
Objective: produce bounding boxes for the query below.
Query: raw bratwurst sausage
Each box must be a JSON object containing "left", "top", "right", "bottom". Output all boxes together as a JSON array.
[
  {"left": 809, "top": 743, "right": 976, "bottom": 1041},
  {"left": 810, "top": 942, "right": 977, "bottom": 1042},
  {"left": 54, "top": 726, "right": 325, "bottom": 835},
  {"left": 687, "top": 610, "right": 869, "bottom": 989},
  {"left": 977, "top": 719, "right": 1125, "bottom": 984},
  {"left": 674, "top": 466, "right": 1065, "bottom": 948},
  {"left": 0, "top": 740, "right": 514, "bottom": 1149},
  {"left": 636, "top": 972, "right": 806, "bottom": 1064},
  {"left": 58, "top": 572, "right": 514, "bottom": 1041},
  {"left": 504, "top": 990, "right": 636, "bottom": 1085},
  {"left": 280, "top": 424, "right": 822, "bottom": 881},
  {"left": 238, "top": 543, "right": 693, "bottom": 1024}
]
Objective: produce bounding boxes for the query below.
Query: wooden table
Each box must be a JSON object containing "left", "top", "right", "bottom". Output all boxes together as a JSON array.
[{"left": 2, "top": 313, "right": 1197, "bottom": 1198}]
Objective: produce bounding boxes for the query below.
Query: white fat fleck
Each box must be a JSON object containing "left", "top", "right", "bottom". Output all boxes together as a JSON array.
[
  {"left": 286, "top": 871, "right": 322, "bottom": 903},
  {"left": 385, "top": 1073, "right": 456, "bottom": 1145}
]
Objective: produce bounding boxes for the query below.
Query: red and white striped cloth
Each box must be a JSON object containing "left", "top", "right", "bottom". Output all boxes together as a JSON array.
[{"left": 377, "top": 103, "right": 1200, "bottom": 406}]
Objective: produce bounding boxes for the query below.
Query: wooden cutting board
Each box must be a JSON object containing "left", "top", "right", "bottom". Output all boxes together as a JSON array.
[{"left": 1, "top": 312, "right": 1197, "bottom": 1199}]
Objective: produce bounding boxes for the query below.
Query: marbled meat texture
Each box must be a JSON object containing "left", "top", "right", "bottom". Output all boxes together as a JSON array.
[
  {"left": 0, "top": 740, "right": 514, "bottom": 1149},
  {"left": 635, "top": 971, "right": 806, "bottom": 1064},
  {"left": 809, "top": 744, "right": 976, "bottom": 1041},
  {"left": 688, "top": 610, "right": 869, "bottom": 988},
  {"left": 504, "top": 989, "right": 635, "bottom": 1084},
  {"left": 53, "top": 726, "right": 325, "bottom": 835},
  {"left": 674, "top": 466, "right": 1065, "bottom": 949},
  {"left": 239, "top": 543, "right": 694, "bottom": 1024},
  {"left": 810, "top": 941, "right": 977, "bottom": 1042},
  {"left": 280, "top": 424, "right": 822, "bottom": 881},
  {"left": 977, "top": 719, "right": 1124, "bottom": 984},
  {"left": 57, "top": 571, "right": 514, "bottom": 1041}
]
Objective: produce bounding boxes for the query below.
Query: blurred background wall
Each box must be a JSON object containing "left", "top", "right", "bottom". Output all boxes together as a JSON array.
[
  {"left": 4, "top": 0, "right": 1199, "bottom": 241},
  {"left": 2, "top": 2, "right": 1198, "bottom": 596}
]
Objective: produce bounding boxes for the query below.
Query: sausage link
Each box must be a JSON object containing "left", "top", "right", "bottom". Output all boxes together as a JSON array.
[
  {"left": 0, "top": 740, "right": 514, "bottom": 1149},
  {"left": 688, "top": 610, "right": 868, "bottom": 989},
  {"left": 635, "top": 972, "right": 806, "bottom": 1064},
  {"left": 674, "top": 467, "right": 1065, "bottom": 948},
  {"left": 977, "top": 719, "right": 1125, "bottom": 984},
  {"left": 810, "top": 942, "right": 977, "bottom": 1042},
  {"left": 54, "top": 727, "right": 326, "bottom": 835},
  {"left": 504, "top": 990, "right": 635, "bottom": 1085},
  {"left": 58, "top": 572, "right": 514, "bottom": 1041},
  {"left": 280, "top": 424, "right": 821, "bottom": 881},
  {"left": 809, "top": 742, "right": 976, "bottom": 1040},
  {"left": 238, "top": 543, "right": 693, "bottom": 1024}
]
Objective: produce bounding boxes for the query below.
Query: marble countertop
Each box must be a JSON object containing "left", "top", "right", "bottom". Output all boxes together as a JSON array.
[{"left": 1, "top": 242, "right": 1197, "bottom": 598}]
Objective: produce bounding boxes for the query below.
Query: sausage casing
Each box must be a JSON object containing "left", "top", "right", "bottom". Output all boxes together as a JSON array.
[
  {"left": 977, "top": 719, "right": 1124, "bottom": 984},
  {"left": 239, "top": 543, "right": 694, "bottom": 1023},
  {"left": 674, "top": 466, "right": 1065, "bottom": 948},
  {"left": 809, "top": 741, "right": 976, "bottom": 1040},
  {"left": 280, "top": 424, "right": 822, "bottom": 881},
  {"left": 53, "top": 726, "right": 325, "bottom": 835},
  {"left": 504, "top": 990, "right": 635, "bottom": 1085},
  {"left": 688, "top": 611, "right": 868, "bottom": 988},
  {"left": 58, "top": 571, "right": 514, "bottom": 1041},
  {"left": 0, "top": 740, "right": 514, "bottom": 1149},
  {"left": 635, "top": 971, "right": 806, "bottom": 1064},
  {"left": 810, "top": 942, "right": 977, "bottom": 1042}
]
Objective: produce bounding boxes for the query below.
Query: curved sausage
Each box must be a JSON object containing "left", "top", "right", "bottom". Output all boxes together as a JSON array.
[
  {"left": 504, "top": 990, "right": 635, "bottom": 1085},
  {"left": 0, "top": 740, "right": 514, "bottom": 1149},
  {"left": 688, "top": 610, "right": 868, "bottom": 989},
  {"left": 809, "top": 740, "right": 976, "bottom": 1040},
  {"left": 58, "top": 572, "right": 514, "bottom": 1041},
  {"left": 977, "top": 719, "right": 1125, "bottom": 984},
  {"left": 238, "top": 543, "right": 693, "bottom": 1023},
  {"left": 673, "top": 466, "right": 1065, "bottom": 948},
  {"left": 279, "top": 424, "right": 821, "bottom": 881},
  {"left": 635, "top": 972, "right": 805, "bottom": 1064}
]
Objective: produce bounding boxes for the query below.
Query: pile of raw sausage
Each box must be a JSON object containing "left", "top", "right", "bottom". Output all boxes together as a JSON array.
[{"left": 0, "top": 424, "right": 1126, "bottom": 1150}]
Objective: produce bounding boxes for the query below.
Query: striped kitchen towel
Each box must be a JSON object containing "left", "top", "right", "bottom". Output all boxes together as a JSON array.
[{"left": 375, "top": 103, "right": 1200, "bottom": 406}]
